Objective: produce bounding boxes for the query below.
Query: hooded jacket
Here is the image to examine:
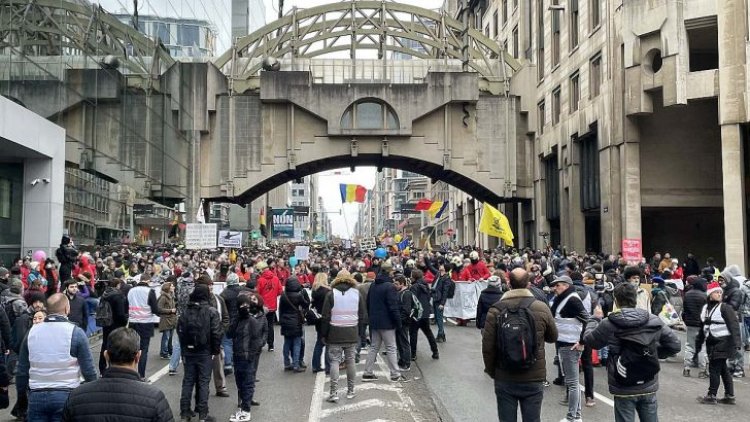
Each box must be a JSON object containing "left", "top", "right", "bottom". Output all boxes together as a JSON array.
[
  {"left": 482, "top": 289, "right": 557, "bottom": 383},
  {"left": 682, "top": 280, "right": 707, "bottom": 327},
  {"left": 227, "top": 307, "right": 268, "bottom": 360},
  {"left": 720, "top": 265, "right": 745, "bottom": 313},
  {"left": 257, "top": 269, "right": 282, "bottom": 312},
  {"left": 278, "top": 277, "right": 309, "bottom": 337},
  {"left": 320, "top": 273, "right": 368, "bottom": 344},
  {"left": 476, "top": 284, "right": 503, "bottom": 329},
  {"left": 409, "top": 277, "right": 433, "bottom": 320},
  {"left": 366, "top": 272, "right": 402, "bottom": 330},
  {"left": 695, "top": 300, "right": 741, "bottom": 360},
  {"left": 583, "top": 308, "right": 681, "bottom": 396},
  {"left": 431, "top": 273, "right": 452, "bottom": 307}
]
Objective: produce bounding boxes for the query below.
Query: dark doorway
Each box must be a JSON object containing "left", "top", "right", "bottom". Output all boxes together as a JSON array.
[{"left": 584, "top": 213, "right": 601, "bottom": 253}]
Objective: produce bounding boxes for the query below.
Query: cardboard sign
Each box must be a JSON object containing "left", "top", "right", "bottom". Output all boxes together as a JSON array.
[
  {"left": 185, "top": 223, "right": 217, "bottom": 249},
  {"left": 218, "top": 230, "right": 242, "bottom": 248},
  {"left": 295, "top": 246, "right": 310, "bottom": 260},
  {"left": 622, "top": 238, "right": 642, "bottom": 263},
  {"left": 359, "top": 238, "right": 376, "bottom": 250}
]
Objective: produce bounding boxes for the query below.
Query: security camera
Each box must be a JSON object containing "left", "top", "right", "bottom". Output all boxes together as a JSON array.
[
  {"left": 30, "top": 178, "right": 40, "bottom": 186},
  {"left": 42, "top": 178, "right": 50, "bottom": 184}
]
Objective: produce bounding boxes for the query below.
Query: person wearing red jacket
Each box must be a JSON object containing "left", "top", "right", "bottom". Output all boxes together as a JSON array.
[
  {"left": 459, "top": 251, "right": 491, "bottom": 281},
  {"left": 257, "top": 261, "right": 283, "bottom": 351},
  {"left": 275, "top": 259, "right": 291, "bottom": 287}
]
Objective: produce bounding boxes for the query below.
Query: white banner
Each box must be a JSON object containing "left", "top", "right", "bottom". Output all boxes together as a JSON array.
[
  {"left": 295, "top": 246, "right": 310, "bottom": 260},
  {"left": 185, "top": 223, "right": 218, "bottom": 249},
  {"left": 443, "top": 281, "right": 489, "bottom": 319},
  {"left": 218, "top": 230, "right": 242, "bottom": 248},
  {"left": 359, "top": 239, "right": 376, "bottom": 250}
]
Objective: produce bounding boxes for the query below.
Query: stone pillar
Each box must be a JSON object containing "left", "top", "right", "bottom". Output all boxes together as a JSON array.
[
  {"left": 600, "top": 145, "right": 622, "bottom": 254},
  {"left": 22, "top": 157, "right": 64, "bottom": 259},
  {"left": 720, "top": 124, "right": 747, "bottom": 270},
  {"left": 620, "top": 140, "right": 642, "bottom": 240}
]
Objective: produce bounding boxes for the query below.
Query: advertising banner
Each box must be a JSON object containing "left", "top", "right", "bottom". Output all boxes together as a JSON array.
[{"left": 271, "top": 208, "right": 295, "bottom": 239}]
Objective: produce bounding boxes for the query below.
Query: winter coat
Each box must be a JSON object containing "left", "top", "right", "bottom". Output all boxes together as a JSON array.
[
  {"left": 396, "top": 288, "right": 415, "bottom": 324},
  {"left": 178, "top": 301, "right": 222, "bottom": 357},
  {"left": 366, "top": 273, "right": 402, "bottom": 330},
  {"left": 740, "top": 280, "right": 750, "bottom": 317},
  {"left": 11, "top": 309, "right": 32, "bottom": 352},
  {"left": 550, "top": 286, "right": 590, "bottom": 345},
  {"left": 278, "top": 277, "right": 309, "bottom": 338},
  {"left": 207, "top": 293, "right": 230, "bottom": 333},
  {"left": 227, "top": 310, "right": 268, "bottom": 360},
  {"left": 157, "top": 292, "right": 177, "bottom": 331},
  {"left": 482, "top": 289, "right": 557, "bottom": 383},
  {"left": 0, "top": 305, "right": 10, "bottom": 353},
  {"left": 459, "top": 261, "right": 491, "bottom": 281},
  {"left": 66, "top": 293, "right": 88, "bottom": 331},
  {"left": 257, "top": 270, "right": 282, "bottom": 312},
  {"left": 220, "top": 285, "right": 252, "bottom": 324},
  {"left": 722, "top": 279, "right": 745, "bottom": 313},
  {"left": 650, "top": 287, "right": 670, "bottom": 316},
  {"left": 62, "top": 367, "right": 174, "bottom": 422},
  {"left": 476, "top": 285, "right": 503, "bottom": 329},
  {"left": 583, "top": 308, "right": 681, "bottom": 396},
  {"left": 101, "top": 286, "right": 129, "bottom": 328},
  {"left": 320, "top": 273, "right": 367, "bottom": 344},
  {"left": 409, "top": 278, "right": 433, "bottom": 320},
  {"left": 696, "top": 301, "right": 741, "bottom": 360},
  {"left": 431, "top": 274, "right": 452, "bottom": 307},
  {"left": 682, "top": 288, "right": 707, "bottom": 327}
]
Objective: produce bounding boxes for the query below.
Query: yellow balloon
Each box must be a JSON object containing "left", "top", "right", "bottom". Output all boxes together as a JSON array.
[{"left": 394, "top": 234, "right": 402, "bottom": 242}]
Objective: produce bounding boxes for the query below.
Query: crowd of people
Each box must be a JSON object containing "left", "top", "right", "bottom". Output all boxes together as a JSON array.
[{"left": 0, "top": 235, "right": 749, "bottom": 421}]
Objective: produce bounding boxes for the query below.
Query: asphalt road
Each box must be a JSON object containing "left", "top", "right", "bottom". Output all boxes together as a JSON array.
[{"left": 4, "top": 322, "right": 750, "bottom": 421}]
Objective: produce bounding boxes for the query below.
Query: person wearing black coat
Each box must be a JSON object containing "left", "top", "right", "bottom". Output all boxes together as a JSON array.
[
  {"left": 55, "top": 235, "right": 78, "bottom": 284},
  {"left": 393, "top": 275, "right": 414, "bottom": 369},
  {"left": 682, "top": 276, "right": 708, "bottom": 377},
  {"left": 62, "top": 327, "right": 174, "bottom": 422},
  {"left": 476, "top": 276, "right": 504, "bottom": 329},
  {"left": 63, "top": 279, "right": 88, "bottom": 331},
  {"left": 278, "top": 277, "right": 309, "bottom": 371},
  {"left": 408, "top": 270, "right": 439, "bottom": 360},
  {"left": 431, "top": 264, "right": 452, "bottom": 343},
  {"left": 227, "top": 294, "right": 268, "bottom": 419},
  {"left": 98, "top": 280, "right": 129, "bottom": 375},
  {"left": 696, "top": 282, "right": 742, "bottom": 404},
  {"left": 311, "top": 277, "right": 331, "bottom": 374}
]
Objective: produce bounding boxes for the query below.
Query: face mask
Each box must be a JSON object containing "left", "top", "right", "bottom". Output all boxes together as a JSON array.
[{"left": 239, "top": 306, "right": 251, "bottom": 317}]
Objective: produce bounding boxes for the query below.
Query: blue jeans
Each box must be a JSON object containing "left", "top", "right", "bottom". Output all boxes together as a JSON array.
[
  {"left": 312, "top": 329, "right": 330, "bottom": 372},
  {"left": 222, "top": 335, "right": 234, "bottom": 369},
  {"left": 614, "top": 393, "right": 658, "bottom": 422},
  {"left": 28, "top": 389, "right": 70, "bottom": 422},
  {"left": 434, "top": 304, "right": 445, "bottom": 337},
  {"left": 169, "top": 335, "right": 181, "bottom": 371},
  {"left": 160, "top": 329, "right": 173, "bottom": 357},
  {"left": 559, "top": 345, "right": 582, "bottom": 421},
  {"left": 494, "top": 380, "right": 544, "bottom": 422},
  {"left": 180, "top": 354, "right": 213, "bottom": 417},
  {"left": 283, "top": 336, "right": 302, "bottom": 369},
  {"left": 235, "top": 356, "right": 258, "bottom": 411}
]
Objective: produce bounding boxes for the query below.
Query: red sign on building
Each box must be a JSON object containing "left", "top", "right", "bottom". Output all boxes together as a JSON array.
[{"left": 622, "top": 238, "right": 642, "bottom": 263}]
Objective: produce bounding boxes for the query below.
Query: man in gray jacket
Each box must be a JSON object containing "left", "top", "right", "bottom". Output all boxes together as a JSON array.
[{"left": 583, "top": 283, "right": 681, "bottom": 422}]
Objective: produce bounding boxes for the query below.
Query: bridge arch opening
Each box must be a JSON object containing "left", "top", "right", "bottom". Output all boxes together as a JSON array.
[
  {"left": 341, "top": 99, "right": 400, "bottom": 130},
  {"left": 222, "top": 154, "right": 510, "bottom": 207}
]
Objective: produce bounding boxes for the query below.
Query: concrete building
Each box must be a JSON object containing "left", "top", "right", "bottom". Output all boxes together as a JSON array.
[
  {"left": 111, "top": 14, "right": 219, "bottom": 58},
  {"left": 0, "top": 96, "right": 65, "bottom": 265},
  {"left": 232, "top": 0, "right": 267, "bottom": 39}
]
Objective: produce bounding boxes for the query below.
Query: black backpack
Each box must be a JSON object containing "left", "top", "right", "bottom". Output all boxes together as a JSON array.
[
  {"left": 614, "top": 335, "right": 660, "bottom": 386},
  {"left": 177, "top": 303, "right": 210, "bottom": 352},
  {"left": 3, "top": 298, "right": 27, "bottom": 328},
  {"left": 95, "top": 296, "right": 113, "bottom": 328},
  {"left": 495, "top": 297, "right": 537, "bottom": 371},
  {"left": 445, "top": 277, "right": 456, "bottom": 299}
]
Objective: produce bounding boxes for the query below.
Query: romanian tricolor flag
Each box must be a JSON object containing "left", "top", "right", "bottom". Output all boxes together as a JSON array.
[
  {"left": 428, "top": 201, "right": 449, "bottom": 219},
  {"left": 340, "top": 184, "right": 367, "bottom": 203}
]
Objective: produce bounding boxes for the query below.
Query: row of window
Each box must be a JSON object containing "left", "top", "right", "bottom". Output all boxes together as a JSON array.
[{"left": 537, "top": 52, "right": 601, "bottom": 133}]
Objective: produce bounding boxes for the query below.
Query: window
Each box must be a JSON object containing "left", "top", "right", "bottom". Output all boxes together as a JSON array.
[
  {"left": 0, "top": 179, "right": 10, "bottom": 219},
  {"left": 687, "top": 20, "right": 719, "bottom": 71},
  {"left": 486, "top": 25, "right": 490, "bottom": 37},
  {"left": 153, "top": 22, "right": 170, "bottom": 44},
  {"left": 590, "top": 0, "right": 600, "bottom": 31},
  {"left": 538, "top": 100, "right": 546, "bottom": 134},
  {"left": 570, "top": 0, "right": 579, "bottom": 49},
  {"left": 537, "top": 0, "right": 545, "bottom": 80},
  {"left": 552, "top": 87, "right": 561, "bottom": 125},
  {"left": 179, "top": 25, "right": 200, "bottom": 47},
  {"left": 552, "top": 0, "right": 561, "bottom": 67},
  {"left": 512, "top": 26, "right": 519, "bottom": 58},
  {"left": 341, "top": 100, "right": 399, "bottom": 130},
  {"left": 503, "top": 0, "right": 508, "bottom": 24},
  {"left": 590, "top": 53, "right": 602, "bottom": 98},
  {"left": 570, "top": 71, "right": 580, "bottom": 112},
  {"left": 494, "top": 11, "right": 499, "bottom": 38}
]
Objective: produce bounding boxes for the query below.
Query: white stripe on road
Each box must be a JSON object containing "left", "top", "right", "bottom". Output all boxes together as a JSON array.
[
  {"left": 147, "top": 364, "right": 170, "bottom": 385},
  {"left": 319, "top": 398, "right": 411, "bottom": 418},
  {"left": 308, "top": 368, "right": 326, "bottom": 422},
  {"left": 446, "top": 318, "right": 457, "bottom": 325},
  {"left": 579, "top": 384, "right": 615, "bottom": 408}
]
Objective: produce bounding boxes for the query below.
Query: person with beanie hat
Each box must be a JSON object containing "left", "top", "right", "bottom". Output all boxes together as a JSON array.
[
  {"left": 696, "top": 281, "right": 741, "bottom": 404},
  {"left": 476, "top": 274, "right": 504, "bottom": 330},
  {"left": 682, "top": 276, "right": 708, "bottom": 377}
]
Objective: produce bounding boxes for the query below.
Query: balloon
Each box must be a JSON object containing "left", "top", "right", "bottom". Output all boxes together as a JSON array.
[
  {"left": 394, "top": 234, "right": 402, "bottom": 243},
  {"left": 32, "top": 250, "right": 46, "bottom": 263},
  {"left": 374, "top": 248, "right": 387, "bottom": 259},
  {"left": 289, "top": 256, "right": 299, "bottom": 267}
]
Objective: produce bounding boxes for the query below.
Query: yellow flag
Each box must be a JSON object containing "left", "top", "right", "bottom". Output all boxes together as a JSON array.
[{"left": 478, "top": 203, "right": 514, "bottom": 246}]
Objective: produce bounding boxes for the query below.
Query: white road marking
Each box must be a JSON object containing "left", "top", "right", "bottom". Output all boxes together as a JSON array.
[
  {"left": 319, "top": 398, "right": 411, "bottom": 418},
  {"left": 147, "top": 364, "right": 170, "bottom": 384},
  {"left": 446, "top": 318, "right": 458, "bottom": 325},
  {"left": 579, "top": 384, "right": 615, "bottom": 408},
  {"left": 308, "top": 367, "right": 326, "bottom": 422}
]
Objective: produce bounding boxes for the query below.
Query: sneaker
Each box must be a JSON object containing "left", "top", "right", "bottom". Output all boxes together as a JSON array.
[
  {"left": 346, "top": 389, "right": 356, "bottom": 399},
  {"left": 268, "top": 347, "right": 274, "bottom": 352},
  {"left": 284, "top": 366, "right": 293, "bottom": 371},
  {"left": 683, "top": 368, "right": 690, "bottom": 377},
  {"left": 719, "top": 395, "right": 736, "bottom": 405},
  {"left": 160, "top": 354, "right": 170, "bottom": 360},
  {"left": 585, "top": 397, "right": 595, "bottom": 407},
  {"left": 326, "top": 393, "right": 339, "bottom": 403},
  {"left": 697, "top": 394, "right": 718, "bottom": 405},
  {"left": 229, "top": 409, "right": 241, "bottom": 422},
  {"left": 362, "top": 373, "right": 378, "bottom": 382},
  {"left": 216, "top": 390, "right": 230, "bottom": 398},
  {"left": 235, "top": 410, "right": 252, "bottom": 421},
  {"left": 552, "top": 377, "right": 564, "bottom": 386},
  {"left": 390, "top": 375, "right": 410, "bottom": 383},
  {"left": 432, "top": 352, "right": 440, "bottom": 360},
  {"left": 293, "top": 366, "right": 306, "bottom": 373},
  {"left": 698, "top": 371, "right": 709, "bottom": 379},
  {"left": 732, "top": 370, "right": 745, "bottom": 378},
  {"left": 398, "top": 366, "right": 411, "bottom": 372},
  {"left": 169, "top": 369, "right": 177, "bottom": 376},
  {"left": 251, "top": 400, "right": 260, "bottom": 406},
  {"left": 224, "top": 367, "right": 234, "bottom": 376}
]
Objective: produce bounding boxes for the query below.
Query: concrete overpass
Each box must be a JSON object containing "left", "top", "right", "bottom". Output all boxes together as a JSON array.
[{"left": 1, "top": 0, "right": 527, "bottom": 223}]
